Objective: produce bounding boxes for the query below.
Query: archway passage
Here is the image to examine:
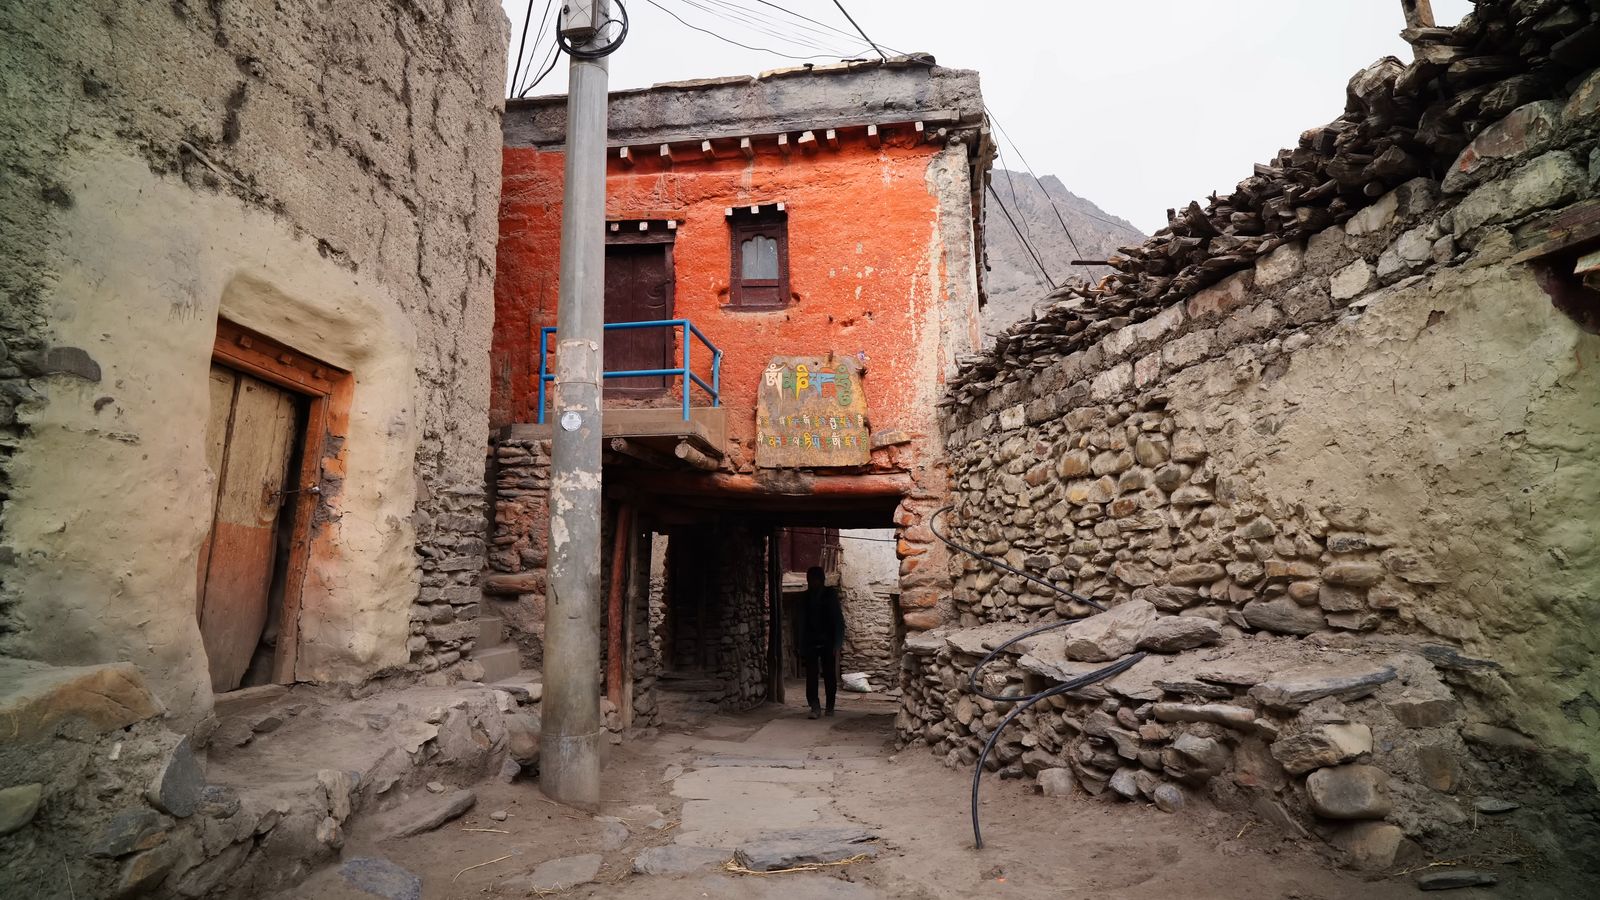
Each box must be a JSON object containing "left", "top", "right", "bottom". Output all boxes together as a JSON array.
[{"left": 605, "top": 470, "right": 906, "bottom": 725}]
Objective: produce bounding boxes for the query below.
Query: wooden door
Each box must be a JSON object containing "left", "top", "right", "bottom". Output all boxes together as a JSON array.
[
  {"left": 198, "top": 364, "right": 300, "bottom": 693},
  {"left": 603, "top": 243, "right": 673, "bottom": 394}
]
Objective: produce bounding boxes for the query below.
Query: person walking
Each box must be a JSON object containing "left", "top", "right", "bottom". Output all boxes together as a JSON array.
[{"left": 799, "top": 565, "right": 845, "bottom": 719}]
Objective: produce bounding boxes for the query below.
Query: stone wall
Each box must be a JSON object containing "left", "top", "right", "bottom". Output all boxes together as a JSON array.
[
  {"left": 921, "top": 58, "right": 1600, "bottom": 877},
  {"left": 0, "top": 0, "right": 509, "bottom": 715},
  {"left": 839, "top": 528, "right": 901, "bottom": 686},
  {"left": 485, "top": 433, "right": 552, "bottom": 667},
  {"left": 693, "top": 524, "right": 771, "bottom": 712}
]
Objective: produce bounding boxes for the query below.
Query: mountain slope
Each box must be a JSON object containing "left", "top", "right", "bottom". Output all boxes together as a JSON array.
[{"left": 983, "top": 172, "right": 1145, "bottom": 337}]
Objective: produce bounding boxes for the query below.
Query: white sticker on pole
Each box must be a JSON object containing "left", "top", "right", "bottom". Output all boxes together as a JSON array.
[{"left": 560, "top": 411, "right": 583, "bottom": 432}]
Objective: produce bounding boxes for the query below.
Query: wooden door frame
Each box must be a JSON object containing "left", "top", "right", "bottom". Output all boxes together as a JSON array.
[
  {"left": 604, "top": 229, "right": 676, "bottom": 397},
  {"left": 210, "top": 319, "right": 353, "bottom": 686}
]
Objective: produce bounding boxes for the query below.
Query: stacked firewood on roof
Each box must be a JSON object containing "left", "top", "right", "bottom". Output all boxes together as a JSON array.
[{"left": 946, "top": 0, "right": 1600, "bottom": 408}]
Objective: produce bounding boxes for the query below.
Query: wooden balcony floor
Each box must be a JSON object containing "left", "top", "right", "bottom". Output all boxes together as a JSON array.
[{"left": 504, "top": 406, "right": 726, "bottom": 461}]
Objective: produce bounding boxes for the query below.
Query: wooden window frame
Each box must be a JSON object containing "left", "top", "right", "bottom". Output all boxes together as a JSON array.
[
  {"left": 210, "top": 319, "right": 353, "bottom": 687},
  {"left": 727, "top": 211, "right": 790, "bottom": 310}
]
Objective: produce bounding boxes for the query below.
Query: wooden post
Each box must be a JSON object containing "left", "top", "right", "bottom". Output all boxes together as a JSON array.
[
  {"left": 1400, "top": 0, "right": 1434, "bottom": 29},
  {"left": 622, "top": 515, "right": 648, "bottom": 729},
  {"left": 618, "top": 146, "right": 634, "bottom": 167},
  {"left": 673, "top": 441, "right": 718, "bottom": 471},
  {"left": 865, "top": 124, "right": 880, "bottom": 149},
  {"left": 767, "top": 526, "right": 785, "bottom": 703},
  {"left": 605, "top": 504, "right": 633, "bottom": 716},
  {"left": 740, "top": 136, "right": 754, "bottom": 160}
]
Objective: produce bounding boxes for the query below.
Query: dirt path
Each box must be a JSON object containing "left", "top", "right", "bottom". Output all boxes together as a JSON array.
[{"left": 279, "top": 691, "right": 1502, "bottom": 900}]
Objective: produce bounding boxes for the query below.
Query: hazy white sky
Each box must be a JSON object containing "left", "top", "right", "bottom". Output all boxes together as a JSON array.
[{"left": 498, "top": 0, "right": 1470, "bottom": 233}]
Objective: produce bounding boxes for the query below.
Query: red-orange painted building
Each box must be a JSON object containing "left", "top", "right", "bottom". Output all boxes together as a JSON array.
[{"left": 486, "top": 57, "right": 990, "bottom": 715}]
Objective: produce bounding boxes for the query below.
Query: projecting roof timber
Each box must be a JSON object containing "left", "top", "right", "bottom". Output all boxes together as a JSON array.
[{"left": 505, "top": 56, "right": 982, "bottom": 152}]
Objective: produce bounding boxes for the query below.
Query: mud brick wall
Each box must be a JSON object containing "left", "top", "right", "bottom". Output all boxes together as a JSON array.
[
  {"left": 929, "top": 45, "right": 1600, "bottom": 878},
  {"left": 0, "top": 0, "right": 509, "bottom": 711}
]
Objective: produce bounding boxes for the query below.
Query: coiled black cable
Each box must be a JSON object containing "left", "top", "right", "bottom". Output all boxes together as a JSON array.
[
  {"left": 929, "top": 505, "right": 1145, "bottom": 849},
  {"left": 555, "top": 0, "right": 629, "bottom": 60}
]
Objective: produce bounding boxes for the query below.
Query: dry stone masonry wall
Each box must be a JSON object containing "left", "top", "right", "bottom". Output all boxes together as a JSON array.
[{"left": 917, "top": 3, "right": 1600, "bottom": 880}]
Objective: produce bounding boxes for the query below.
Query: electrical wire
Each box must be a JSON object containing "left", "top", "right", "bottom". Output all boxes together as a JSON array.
[
  {"left": 508, "top": 0, "right": 545, "bottom": 98},
  {"left": 986, "top": 184, "right": 1058, "bottom": 292},
  {"left": 518, "top": 39, "right": 562, "bottom": 97},
  {"left": 930, "top": 505, "right": 1139, "bottom": 849},
  {"left": 644, "top": 0, "right": 854, "bottom": 60},
  {"left": 930, "top": 506, "right": 1102, "bottom": 611},
  {"left": 992, "top": 139, "right": 1049, "bottom": 286},
  {"left": 968, "top": 652, "right": 1144, "bottom": 848},
  {"left": 686, "top": 0, "right": 856, "bottom": 55},
  {"left": 830, "top": 0, "right": 886, "bottom": 60},
  {"left": 781, "top": 529, "right": 897, "bottom": 544},
  {"left": 748, "top": 0, "right": 873, "bottom": 46},
  {"left": 555, "top": 0, "right": 631, "bottom": 60}
]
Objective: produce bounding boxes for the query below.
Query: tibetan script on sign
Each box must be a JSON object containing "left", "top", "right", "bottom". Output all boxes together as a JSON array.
[{"left": 755, "top": 354, "right": 869, "bottom": 468}]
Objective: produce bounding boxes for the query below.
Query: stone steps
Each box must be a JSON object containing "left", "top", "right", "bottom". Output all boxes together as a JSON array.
[{"left": 469, "top": 616, "right": 521, "bottom": 682}]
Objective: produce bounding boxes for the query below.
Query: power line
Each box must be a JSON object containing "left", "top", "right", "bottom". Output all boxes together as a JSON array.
[
  {"left": 512, "top": 0, "right": 560, "bottom": 97},
  {"left": 748, "top": 0, "right": 870, "bottom": 46},
  {"left": 987, "top": 183, "right": 1057, "bottom": 291},
  {"left": 518, "top": 39, "right": 562, "bottom": 97},
  {"left": 508, "top": 0, "right": 545, "bottom": 98},
  {"left": 830, "top": 0, "right": 886, "bottom": 61},
  {"left": 987, "top": 110, "right": 1087, "bottom": 268},
  {"left": 680, "top": 0, "right": 853, "bottom": 55},
  {"left": 644, "top": 0, "right": 856, "bottom": 60}
]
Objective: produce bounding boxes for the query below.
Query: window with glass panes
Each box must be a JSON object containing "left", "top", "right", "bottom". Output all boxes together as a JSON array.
[{"left": 727, "top": 208, "right": 789, "bottom": 309}]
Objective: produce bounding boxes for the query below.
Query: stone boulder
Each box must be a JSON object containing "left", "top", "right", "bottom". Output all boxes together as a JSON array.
[
  {"left": 0, "top": 659, "right": 162, "bottom": 743},
  {"left": 339, "top": 858, "right": 422, "bottom": 900},
  {"left": 1331, "top": 821, "right": 1407, "bottom": 871},
  {"left": 1307, "top": 764, "right": 1392, "bottom": 820},
  {"left": 146, "top": 737, "right": 206, "bottom": 818},
  {"left": 632, "top": 845, "right": 730, "bottom": 876},
  {"left": 1270, "top": 723, "right": 1372, "bottom": 775},
  {"left": 1241, "top": 597, "right": 1325, "bottom": 635},
  {"left": 504, "top": 712, "right": 541, "bottom": 764},
  {"left": 376, "top": 789, "right": 476, "bottom": 840},
  {"left": 1037, "top": 767, "right": 1075, "bottom": 797},
  {"left": 1136, "top": 616, "right": 1222, "bottom": 652},
  {"left": 1162, "top": 733, "right": 1230, "bottom": 783},
  {"left": 1249, "top": 663, "right": 1397, "bottom": 709},
  {"left": 1060, "top": 600, "right": 1157, "bottom": 662},
  {"left": 734, "top": 826, "right": 879, "bottom": 871}
]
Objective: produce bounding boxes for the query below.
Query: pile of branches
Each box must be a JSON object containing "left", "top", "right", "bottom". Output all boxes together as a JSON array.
[{"left": 948, "top": 0, "right": 1600, "bottom": 407}]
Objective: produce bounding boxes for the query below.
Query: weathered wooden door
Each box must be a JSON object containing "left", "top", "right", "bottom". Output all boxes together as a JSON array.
[
  {"left": 603, "top": 243, "right": 673, "bottom": 394},
  {"left": 197, "top": 364, "right": 300, "bottom": 693}
]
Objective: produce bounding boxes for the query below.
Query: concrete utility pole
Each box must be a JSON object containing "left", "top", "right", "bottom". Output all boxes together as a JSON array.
[{"left": 542, "top": 0, "right": 613, "bottom": 809}]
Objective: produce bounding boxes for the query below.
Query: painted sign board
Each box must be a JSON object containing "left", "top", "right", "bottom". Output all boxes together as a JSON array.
[{"left": 755, "top": 355, "right": 869, "bottom": 468}]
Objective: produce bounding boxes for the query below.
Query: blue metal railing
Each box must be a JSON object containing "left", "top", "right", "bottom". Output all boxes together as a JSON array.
[{"left": 537, "top": 319, "right": 722, "bottom": 423}]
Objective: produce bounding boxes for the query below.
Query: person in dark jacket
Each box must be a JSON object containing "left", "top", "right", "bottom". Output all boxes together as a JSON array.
[{"left": 798, "top": 566, "right": 845, "bottom": 718}]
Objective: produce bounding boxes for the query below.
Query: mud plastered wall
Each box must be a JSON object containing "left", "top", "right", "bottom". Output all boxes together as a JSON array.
[
  {"left": 494, "top": 117, "right": 985, "bottom": 633},
  {"left": 929, "top": 70, "right": 1600, "bottom": 873},
  {"left": 0, "top": 0, "right": 509, "bottom": 716},
  {"left": 838, "top": 528, "right": 900, "bottom": 686}
]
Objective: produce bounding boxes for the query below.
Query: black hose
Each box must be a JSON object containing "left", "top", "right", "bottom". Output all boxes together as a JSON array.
[
  {"left": 968, "top": 653, "right": 1145, "bottom": 849},
  {"left": 927, "top": 506, "right": 1142, "bottom": 849}
]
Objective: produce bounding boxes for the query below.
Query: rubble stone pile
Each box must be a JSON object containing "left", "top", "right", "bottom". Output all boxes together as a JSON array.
[{"left": 947, "top": 0, "right": 1600, "bottom": 409}]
